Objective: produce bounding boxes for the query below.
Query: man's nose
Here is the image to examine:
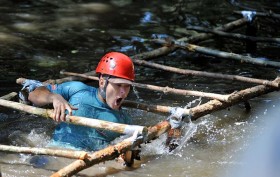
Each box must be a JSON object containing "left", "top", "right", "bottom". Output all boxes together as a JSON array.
[
  {"left": 120, "top": 86, "right": 127, "bottom": 95},
  {"left": 120, "top": 87, "right": 125, "bottom": 94}
]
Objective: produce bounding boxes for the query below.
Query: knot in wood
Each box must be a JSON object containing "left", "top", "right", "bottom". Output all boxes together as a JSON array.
[
  {"left": 163, "top": 86, "right": 170, "bottom": 94},
  {"left": 186, "top": 44, "right": 196, "bottom": 52}
]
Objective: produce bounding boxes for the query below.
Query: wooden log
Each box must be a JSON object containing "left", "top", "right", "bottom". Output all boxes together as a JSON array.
[
  {"left": 123, "top": 100, "right": 191, "bottom": 116},
  {"left": 16, "top": 71, "right": 96, "bottom": 86},
  {"left": 16, "top": 77, "right": 192, "bottom": 116},
  {"left": 0, "top": 144, "right": 88, "bottom": 160},
  {"left": 59, "top": 71, "right": 99, "bottom": 81},
  {"left": 134, "top": 82, "right": 230, "bottom": 101},
  {"left": 0, "top": 92, "right": 17, "bottom": 100},
  {"left": 190, "top": 77, "right": 280, "bottom": 120},
  {"left": 184, "top": 18, "right": 248, "bottom": 44},
  {"left": 16, "top": 71, "right": 96, "bottom": 85},
  {"left": 46, "top": 71, "right": 96, "bottom": 84},
  {"left": 234, "top": 10, "right": 280, "bottom": 19},
  {"left": 8, "top": 18, "right": 257, "bottom": 177},
  {"left": 133, "top": 59, "right": 280, "bottom": 88},
  {"left": 50, "top": 120, "right": 171, "bottom": 177},
  {"left": 12, "top": 77, "right": 280, "bottom": 177},
  {"left": 0, "top": 99, "right": 147, "bottom": 136},
  {"left": 60, "top": 71, "right": 231, "bottom": 101},
  {"left": 184, "top": 43, "right": 280, "bottom": 68},
  {"left": 186, "top": 26, "right": 280, "bottom": 44},
  {"left": 130, "top": 18, "right": 248, "bottom": 61},
  {"left": 153, "top": 39, "right": 280, "bottom": 68},
  {"left": 15, "top": 19, "right": 249, "bottom": 94},
  {"left": 15, "top": 19, "right": 248, "bottom": 95}
]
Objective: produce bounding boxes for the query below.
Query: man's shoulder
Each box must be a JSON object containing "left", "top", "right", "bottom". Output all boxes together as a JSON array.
[
  {"left": 66, "top": 81, "right": 95, "bottom": 90},
  {"left": 66, "top": 81, "right": 87, "bottom": 86},
  {"left": 59, "top": 81, "right": 97, "bottom": 97}
]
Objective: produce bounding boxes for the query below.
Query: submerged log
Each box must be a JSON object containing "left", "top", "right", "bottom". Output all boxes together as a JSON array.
[
  {"left": 50, "top": 120, "right": 171, "bottom": 177},
  {"left": 131, "top": 18, "right": 248, "bottom": 61},
  {"left": 187, "top": 26, "right": 280, "bottom": 44},
  {"left": 234, "top": 10, "right": 280, "bottom": 19},
  {"left": 153, "top": 39, "right": 280, "bottom": 68},
  {"left": 0, "top": 99, "right": 147, "bottom": 136},
  {"left": 60, "top": 71, "right": 231, "bottom": 101},
  {"left": 0, "top": 144, "right": 88, "bottom": 160},
  {"left": 184, "top": 18, "right": 248, "bottom": 44}
]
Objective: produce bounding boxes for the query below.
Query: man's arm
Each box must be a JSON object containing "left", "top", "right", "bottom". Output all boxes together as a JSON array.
[
  {"left": 28, "top": 86, "right": 76, "bottom": 121},
  {"left": 28, "top": 86, "right": 55, "bottom": 106}
]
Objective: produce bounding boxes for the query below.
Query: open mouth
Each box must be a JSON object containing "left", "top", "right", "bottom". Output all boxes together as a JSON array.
[{"left": 116, "top": 97, "right": 123, "bottom": 106}]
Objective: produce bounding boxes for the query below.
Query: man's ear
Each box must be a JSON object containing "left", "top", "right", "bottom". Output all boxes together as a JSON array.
[{"left": 99, "top": 76, "right": 105, "bottom": 88}]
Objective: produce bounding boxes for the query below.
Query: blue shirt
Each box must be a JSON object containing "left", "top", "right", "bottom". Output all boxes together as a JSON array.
[{"left": 46, "top": 81, "right": 132, "bottom": 151}]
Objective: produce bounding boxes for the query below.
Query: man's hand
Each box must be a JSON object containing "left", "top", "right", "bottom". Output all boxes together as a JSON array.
[
  {"left": 28, "top": 86, "right": 77, "bottom": 122},
  {"left": 51, "top": 94, "right": 78, "bottom": 122}
]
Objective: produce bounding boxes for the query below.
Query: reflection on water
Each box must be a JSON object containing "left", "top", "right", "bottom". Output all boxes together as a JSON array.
[
  {"left": 0, "top": 0, "right": 280, "bottom": 176},
  {"left": 221, "top": 95, "right": 280, "bottom": 177}
]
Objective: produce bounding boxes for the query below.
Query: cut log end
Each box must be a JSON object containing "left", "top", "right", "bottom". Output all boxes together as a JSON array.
[{"left": 16, "top": 78, "right": 26, "bottom": 85}]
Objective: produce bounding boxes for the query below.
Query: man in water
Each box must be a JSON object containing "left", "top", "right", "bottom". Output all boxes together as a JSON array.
[{"left": 27, "top": 52, "right": 137, "bottom": 165}]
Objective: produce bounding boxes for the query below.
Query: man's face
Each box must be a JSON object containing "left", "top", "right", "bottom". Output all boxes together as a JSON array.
[
  {"left": 105, "top": 82, "right": 130, "bottom": 110},
  {"left": 99, "top": 76, "right": 131, "bottom": 110}
]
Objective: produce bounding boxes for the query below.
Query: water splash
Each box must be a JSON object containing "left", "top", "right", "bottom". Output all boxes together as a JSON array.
[
  {"left": 27, "top": 129, "right": 51, "bottom": 147},
  {"left": 241, "top": 10, "right": 256, "bottom": 22},
  {"left": 141, "top": 134, "right": 170, "bottom": 156},
  {"left": 141, "top": 12, "right": 153, "bottom": 23},
  {"left": 172, "top": 122, "right": 197, "bottom": 154},
  {"left": 142, "top": 98, "right": 202, "bottom": 156},
  {"left": 184, "top": 97, "right": 202, "bottom": 110},
  {"left": 132, "top": 85, "right": 142, "bottom": 101}
]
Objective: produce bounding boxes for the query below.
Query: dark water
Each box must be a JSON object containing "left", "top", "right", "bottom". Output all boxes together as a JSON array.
[{"left": 0, "top": 0, "right": 280, "bottom": 176}]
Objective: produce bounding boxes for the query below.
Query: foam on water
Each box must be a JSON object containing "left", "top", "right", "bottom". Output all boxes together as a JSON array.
[{"left": 172, "top": 122, "right": 197, "bottom": 155}]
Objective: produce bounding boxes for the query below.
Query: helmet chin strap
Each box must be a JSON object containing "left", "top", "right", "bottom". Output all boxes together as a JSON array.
[{"left": 100, "top": 75, "right": 110, "bottom": 101}]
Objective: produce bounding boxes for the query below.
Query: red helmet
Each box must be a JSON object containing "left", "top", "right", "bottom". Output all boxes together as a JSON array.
[{"left": 96, "top": 52, "right": 135, "bottom": 81}]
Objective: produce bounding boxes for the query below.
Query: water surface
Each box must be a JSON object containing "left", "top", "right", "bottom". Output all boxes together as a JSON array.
[{"left": 0, "top": 0, "right": 280, "bottom": 176}]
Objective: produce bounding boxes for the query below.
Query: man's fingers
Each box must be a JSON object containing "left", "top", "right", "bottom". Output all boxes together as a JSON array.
[
  {"left": 60, "top": 105, "right": 66, "bottom": 121},
  {"left": 53, "top": 105, "right": 65, "bottom": 122},
  {"left": 66, "top": 105, "right": 77, "bottom": 116},
  {"left": 54, "top": 107, "right": 59, "bottom": 122},
  {"left": 65, "top": 105, "right": 72, "bottom": 116},
  {"left": 70, "top": 106, "right": 78, "bottom": 110},
  {"left": 53, "top": 102, "right": 74, "bottom": 122}
]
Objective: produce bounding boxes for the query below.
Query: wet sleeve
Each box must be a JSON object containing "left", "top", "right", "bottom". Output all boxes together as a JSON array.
[{"left": 46, "top": 81, "right": 88, "bottom": 101}]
